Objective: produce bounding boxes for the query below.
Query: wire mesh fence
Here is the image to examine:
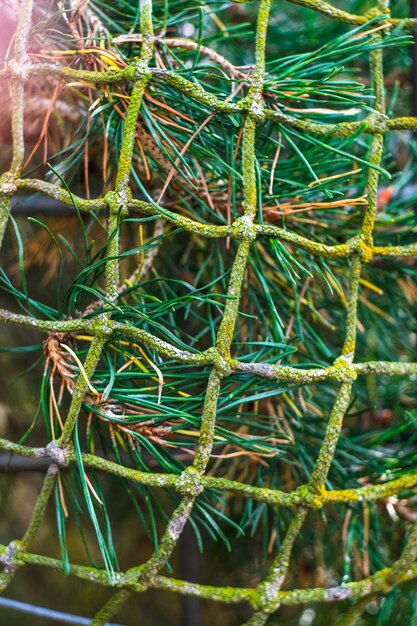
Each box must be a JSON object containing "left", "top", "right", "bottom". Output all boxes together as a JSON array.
[{"left": 1, "top": 1, "right": 417, "bottom": 625}]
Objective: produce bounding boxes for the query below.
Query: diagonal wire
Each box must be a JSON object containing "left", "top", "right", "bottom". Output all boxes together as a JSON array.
[{"left": 0, "top": 0, "right": 416, "bottom": 624}]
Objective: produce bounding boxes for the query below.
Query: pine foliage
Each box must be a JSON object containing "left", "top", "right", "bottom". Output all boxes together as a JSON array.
[{"left": 0, "top": 1, "right": 417, "bottom": 624}]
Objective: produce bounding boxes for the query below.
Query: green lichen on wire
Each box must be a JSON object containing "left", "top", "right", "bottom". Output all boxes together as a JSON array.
[{"left": 0, "top": 0, "right": 417, "bottom": 624}]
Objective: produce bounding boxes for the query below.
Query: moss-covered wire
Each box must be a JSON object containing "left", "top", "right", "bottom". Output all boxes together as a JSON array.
[{"left": 1, "top": 0, "right": 417, "bottom": 623}]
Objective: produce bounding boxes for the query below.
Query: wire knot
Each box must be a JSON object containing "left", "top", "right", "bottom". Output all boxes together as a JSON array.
[
  {"left": 105, "top": 189, "right": 132, "bottom": 214},
  {"left": 364, "top": 3, "right": 391, "bottom": 21},
  {"left": 8, "top": 59, "right": 32, "bottom": 82},
  {"left": 346, "top": 234, "right": 373, "bottom": 262},
  {"left": 206, "top": 347, "right": 232, "bottom": 376},
  {"left": 45, "top": 441, "right": 72, "bottom": 467},
  {"left": 0, "top": 541, "right": 22, "bottom": 575},
  {"left": 0, "top": 173, "right": 17, "bottom": 196},
  {"left": 134, "top": 62, "right": 153, "bottom": 81},
  {"left": 231, "top": 215, "right": 257, "bottom": 241},
  {"left": 333, "top": 355, "right": 357, "bottom": 382},
  {"left": 90, "top": 314, "right": 114, "bottom": 337},
  {"left": 366, "top": 113, "right": 388, "bottom": 135},
  {"left": 249, "top": 99, "right": 266, "bottom": 122},
  {"left": 176, "top": 468, "right": 204, "bottom": 497}
]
